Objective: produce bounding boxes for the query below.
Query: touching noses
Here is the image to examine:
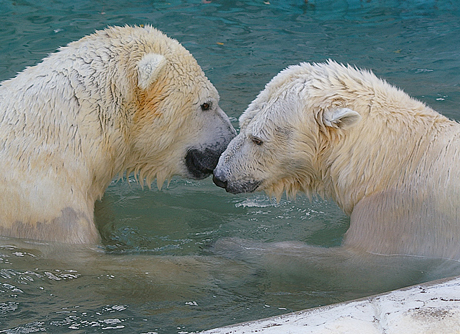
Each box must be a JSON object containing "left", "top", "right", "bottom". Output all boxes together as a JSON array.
[{"left": 212, "top": 170, "right": 228, "bottom": 189}]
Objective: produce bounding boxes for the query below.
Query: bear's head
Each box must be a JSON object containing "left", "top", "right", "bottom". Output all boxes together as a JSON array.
[
  {"left": 102, "top": 26, "right": 237, "bottom": 188},
  {"left": 213, "top": 62, "right": 363, "bottom": 201}
]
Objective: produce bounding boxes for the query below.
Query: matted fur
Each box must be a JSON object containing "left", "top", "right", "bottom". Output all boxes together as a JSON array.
[
  {"left": 0, "top": 26, "right": 235, "bottom": 244},
  {"left": 214, "top": 61, "right": 460, "bottom": 259}
]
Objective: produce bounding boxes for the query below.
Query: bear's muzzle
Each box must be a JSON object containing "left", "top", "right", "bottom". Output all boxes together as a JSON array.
[{"left": 185, "top": 148, "right": 221, "bottom": 179}]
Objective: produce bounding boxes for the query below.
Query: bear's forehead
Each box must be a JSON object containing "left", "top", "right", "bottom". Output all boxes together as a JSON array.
[
  {"left": 194, "top": 89, "right": 219, "bottom": 106},
  {"left": 164, "top": 62, "right": 218, "bottom": 99},
  {"left": 245, "top": 121, "right": 266, "bottom": 139},
  {"left": 245, "top": 108, "right": 280, "bottom": 134}
]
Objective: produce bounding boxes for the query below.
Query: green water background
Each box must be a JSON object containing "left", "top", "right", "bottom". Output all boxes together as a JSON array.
[{"left": 1, "top": 1, "right": 460, "bottom": 333}]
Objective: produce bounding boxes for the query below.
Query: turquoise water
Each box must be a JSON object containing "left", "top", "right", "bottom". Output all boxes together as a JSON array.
[{"left": 1, "top": 0, "right": 460, "bottom": 333}]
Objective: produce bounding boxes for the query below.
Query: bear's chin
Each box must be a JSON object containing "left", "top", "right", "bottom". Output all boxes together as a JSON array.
[
  {"left": 212, "top": 177, "right": 262, "bottom": 194},
  {"left": 185, "top": 148, "right": 221, "bottom": 179}
]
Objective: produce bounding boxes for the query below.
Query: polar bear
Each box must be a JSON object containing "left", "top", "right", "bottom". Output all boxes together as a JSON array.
[
  {"left": 213, "top": 60, "right": 460, "bottom": 260},
  {"left": 0, "top": 25, "right": 235, "bottom": 244}
]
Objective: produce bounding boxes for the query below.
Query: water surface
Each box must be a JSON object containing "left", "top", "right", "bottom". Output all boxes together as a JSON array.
[{"left": 1, "top": 1, "right": 460, "bottom": 333}]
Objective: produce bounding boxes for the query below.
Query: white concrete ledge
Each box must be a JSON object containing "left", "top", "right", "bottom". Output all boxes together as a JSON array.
[{"left": 200, "top": 276, "right": 460, "bottom": 334}]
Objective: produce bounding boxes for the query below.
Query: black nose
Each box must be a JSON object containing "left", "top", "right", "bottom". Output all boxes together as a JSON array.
[
  {"left": 213, "top": 174, "right": 228, "bottom": 189},
  {"left": 185, "top": 149, "right": 218, "bottom": 179}
]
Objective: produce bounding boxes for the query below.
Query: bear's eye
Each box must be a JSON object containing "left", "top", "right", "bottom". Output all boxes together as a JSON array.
[
  {"left": 251, "top": 136, "right": 263, "bottom": 146},
  {"left": 201, "top": 102, "right": 211, "bottom": 111}
]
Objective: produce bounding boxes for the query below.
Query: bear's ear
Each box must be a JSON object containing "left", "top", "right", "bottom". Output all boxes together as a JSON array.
[
  {"left": 322, "top": 108, "right": 361, "bottom": 130},
  {"left": 137, "top": 53, "right": 167, "bottom": 90}
]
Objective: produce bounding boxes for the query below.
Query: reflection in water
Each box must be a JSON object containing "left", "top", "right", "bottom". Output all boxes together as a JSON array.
[
  {"left": 2, "top": 173, "right": 460, "bottom": 333},
  {"left": 0, "top": 238, "right": 255, "bottom": 333},
  {"left": 2, "top": 191, "right": 460, "bottom": 333}
]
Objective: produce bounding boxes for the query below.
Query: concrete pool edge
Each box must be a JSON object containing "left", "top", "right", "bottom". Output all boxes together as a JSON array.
[{"left": 198, "top": 275, "right": 460, "bottom": 334}]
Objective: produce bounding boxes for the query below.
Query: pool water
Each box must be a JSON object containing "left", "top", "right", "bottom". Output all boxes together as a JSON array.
[{"left": 1, "top": 0, "right": 460, "bottom": 333}]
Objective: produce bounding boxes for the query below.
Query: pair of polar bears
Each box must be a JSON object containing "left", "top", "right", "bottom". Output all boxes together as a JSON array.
[{"left": 1, "top": 26, "right": 459, "bottom": 260}]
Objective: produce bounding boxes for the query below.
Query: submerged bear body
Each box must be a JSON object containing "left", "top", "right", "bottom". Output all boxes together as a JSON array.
[{"left": 214, "top": 61, "right": 460, "bottom": 259}]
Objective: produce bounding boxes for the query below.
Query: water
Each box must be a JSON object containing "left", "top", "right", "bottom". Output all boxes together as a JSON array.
[{"left": 1, "top": 0, "right": 460, "bottom": 333}]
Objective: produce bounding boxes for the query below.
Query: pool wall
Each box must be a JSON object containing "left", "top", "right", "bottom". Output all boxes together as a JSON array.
[{"left": 200, "top": 275, "right": 460, "bottom": 333}]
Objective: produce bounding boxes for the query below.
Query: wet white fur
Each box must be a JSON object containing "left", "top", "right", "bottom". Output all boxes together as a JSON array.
[
  {"left": 0, "top": 26, "right": 234, "bottom": 244},
  {"left": 216, "top": 61, "right": 460, "bottom": 259},
  {"left": 137, "top": 53, "right": 167, "bottom": 89}
]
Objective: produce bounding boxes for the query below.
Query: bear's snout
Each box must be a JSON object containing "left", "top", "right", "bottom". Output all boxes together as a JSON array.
[
  {"left": 213, "top": 169, "right": 262, "bottom": 194},
  {"left": 212, "top": 172, "right": 228, "bottom": 189},
  {"left": 185, "top": 148, "right": 221, "bottom": 180}
]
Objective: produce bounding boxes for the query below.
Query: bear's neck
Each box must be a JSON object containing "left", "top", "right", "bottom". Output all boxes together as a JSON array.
[{"left": 323, "top": 99, "right": 452, "bottom": 216}]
